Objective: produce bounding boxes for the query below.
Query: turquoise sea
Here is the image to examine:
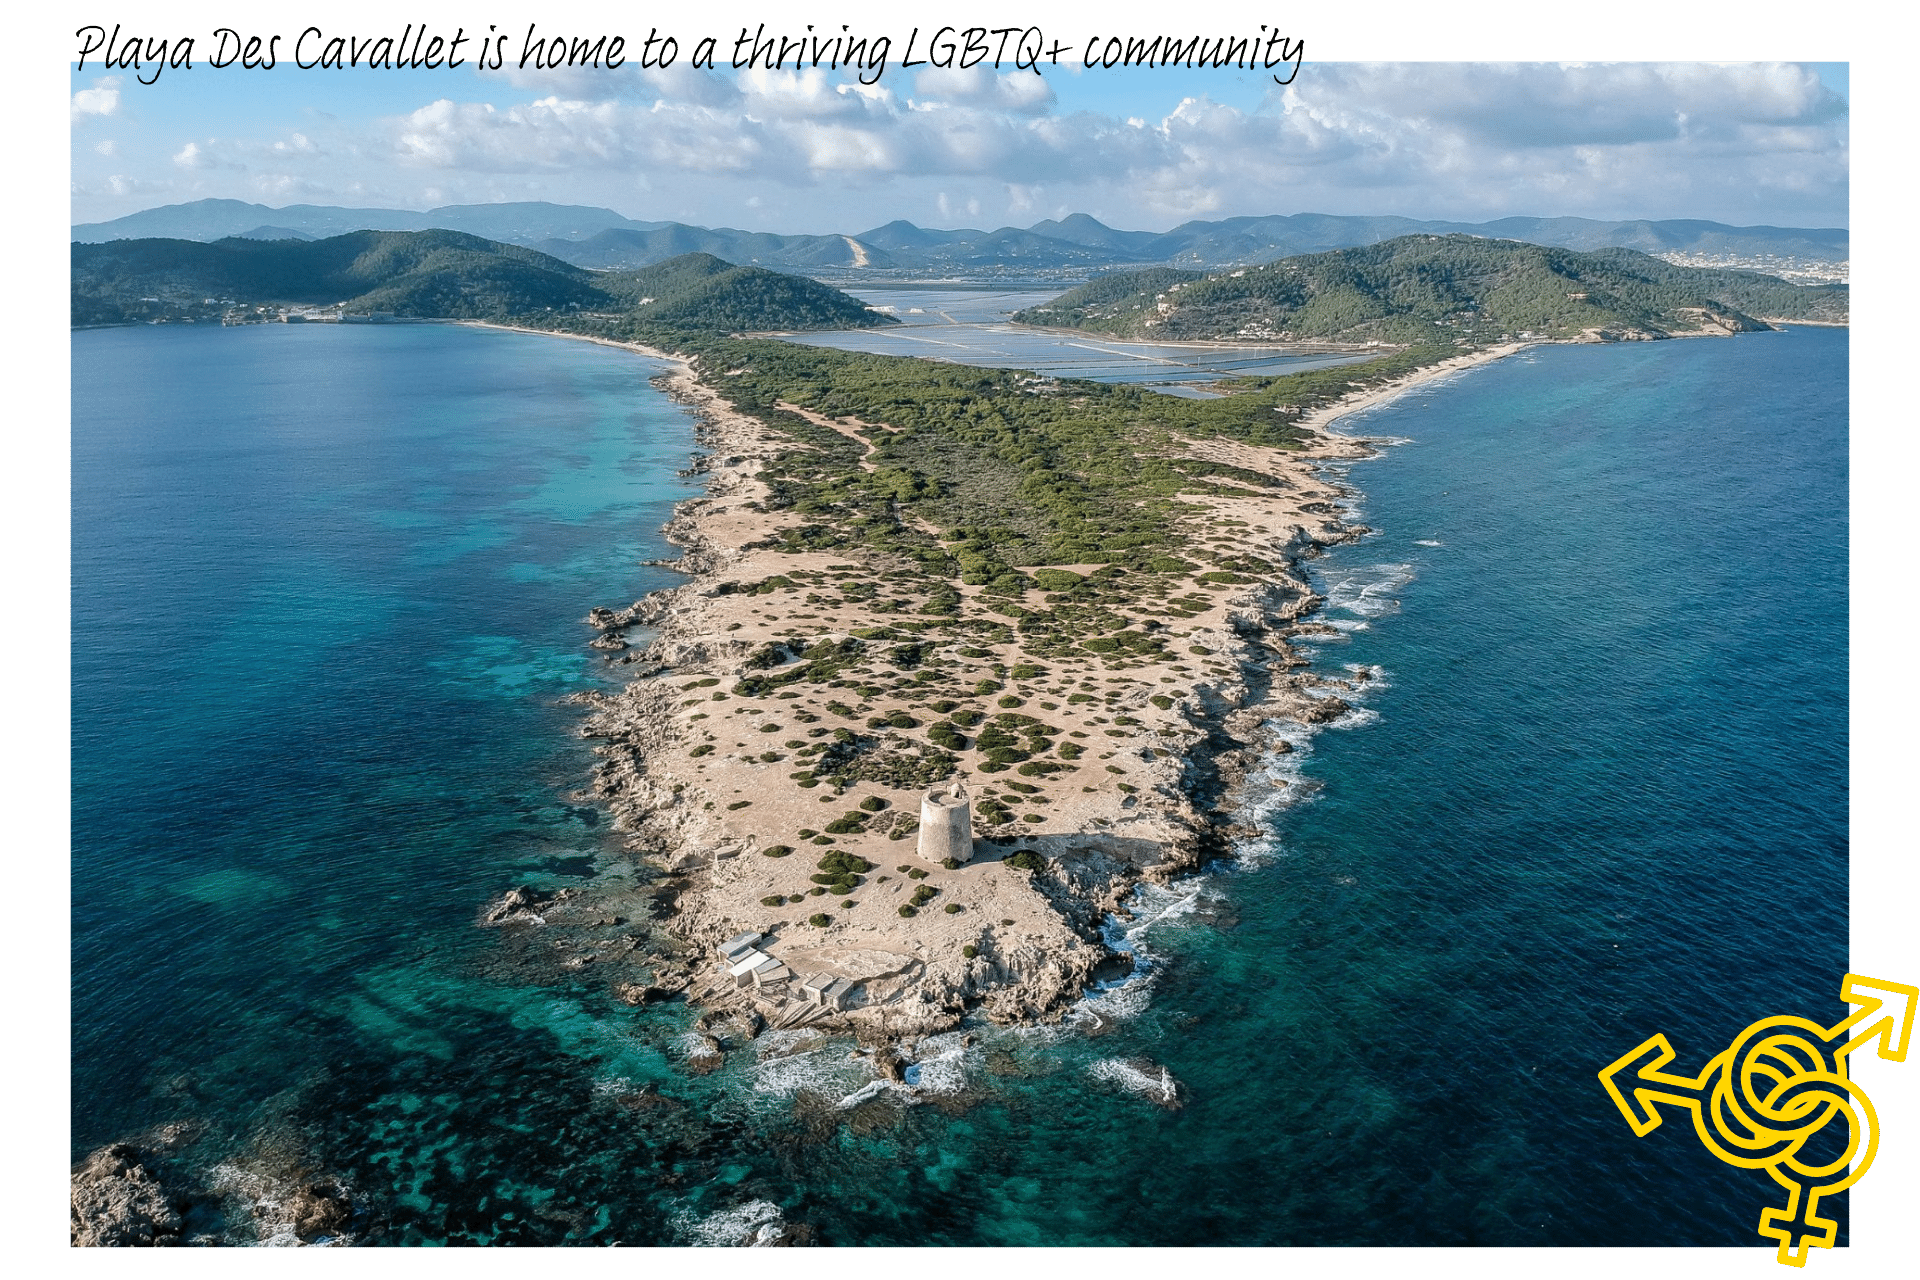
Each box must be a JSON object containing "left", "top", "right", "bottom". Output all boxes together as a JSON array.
[{"left": 71, "top": 321, "right": 1847, "bottom": 1246}]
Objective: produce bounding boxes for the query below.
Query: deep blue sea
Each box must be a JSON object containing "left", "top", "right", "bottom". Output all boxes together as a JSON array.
[{"left": 71, "top": 322, "right": 1847, "bottom": 1246}]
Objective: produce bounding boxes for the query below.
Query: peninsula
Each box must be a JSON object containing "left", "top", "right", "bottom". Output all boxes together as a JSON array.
[{"left": 71, "top": 227, "right": 1847, "bottom": 1046}]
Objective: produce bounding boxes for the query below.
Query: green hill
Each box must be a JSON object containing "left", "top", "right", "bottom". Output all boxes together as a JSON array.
[
  {"left": 70, "top": 232, "right": 891, "bottom": 334},
  {"left": 598, "top": 253, "right": 887, "bottom": 332},
  {"left": 1013, "top": 235, "right": 1847, "bottom": 343}
]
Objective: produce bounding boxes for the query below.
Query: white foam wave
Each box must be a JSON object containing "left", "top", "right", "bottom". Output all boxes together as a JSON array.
[
  {"left": 1342, "top": 662, "right": 1389, "bottom": 690},
  {"left": 1230, "top": 725, "right": 1320, "bottom": 867},
  {"left": 676, "top": 1198, "right": 786, "bottom": 1247},
  {"left": 903, "top": 1030, "right": 972, "bottom": 1095},
  {"left": 749, "top": 1041, "right": 867, "bottom": 1099},
  {"left": 1067, "top": 880, "right": 1205, "bottom": 1024},
  {"left": 1413, "top": 539, "right": 1443, "bottom": 547},
  {"left": 1319, "top": 562, "right": 1414, "bottom": 619},
  {"left": 1086, "top": 1057, "right": 1182, "bottom": 1106},
  {"left": 834, "top": 1078, "right": 899, "bottom": 1110},
  {"left": 204, "top": 1164, "right": 353, "bottom": 1247}
]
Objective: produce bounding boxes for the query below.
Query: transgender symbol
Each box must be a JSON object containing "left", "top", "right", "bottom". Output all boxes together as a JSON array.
[{"left": 1599, "top": 973, "right": 1915, "bottom": 1267}]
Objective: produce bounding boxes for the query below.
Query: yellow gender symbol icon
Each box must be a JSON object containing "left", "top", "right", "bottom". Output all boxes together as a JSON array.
[{"left": 1599, "top": 973, "right": 1915, "bottom": 1267}]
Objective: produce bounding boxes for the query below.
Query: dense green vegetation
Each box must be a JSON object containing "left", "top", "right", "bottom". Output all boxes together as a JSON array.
[
  {"left": 1014, "top": 235, "right": 1847, "bottom": 341},
  {"left": 70, "top": 232, "right": 890, "bottom": 332},
  {"left": 649, "top": 330, "right": 1446, "bottom": 578}
]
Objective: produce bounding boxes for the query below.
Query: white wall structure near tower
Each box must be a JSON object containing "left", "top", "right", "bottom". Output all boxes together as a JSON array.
[{"left": 917, "top": 782, "right": 973, "bottom": 865}]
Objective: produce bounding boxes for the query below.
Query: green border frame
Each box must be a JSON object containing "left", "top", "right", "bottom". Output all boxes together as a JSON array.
[{"left": 26, "top": 5, "right": 1904, "bottom": 1274}]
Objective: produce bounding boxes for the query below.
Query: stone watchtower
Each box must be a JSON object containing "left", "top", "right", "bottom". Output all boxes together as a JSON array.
[{"left": 917, "top": 782, "right": 973, "bottom": 866}]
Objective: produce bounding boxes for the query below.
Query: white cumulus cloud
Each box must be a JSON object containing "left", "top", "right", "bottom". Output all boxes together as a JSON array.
[{"left": 71, "top": 76, "right": 121, "bottom": 125}]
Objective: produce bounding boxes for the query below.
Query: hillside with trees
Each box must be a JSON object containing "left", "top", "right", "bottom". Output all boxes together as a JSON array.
[
  {"left": 70, "top": 232, "right": 891, "bottom": 333},
  {"left": 1013, "top": 235, "right": 1848, "bottom": 343}
]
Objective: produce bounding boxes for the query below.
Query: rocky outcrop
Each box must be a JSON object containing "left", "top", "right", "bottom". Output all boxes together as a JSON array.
[
  {"left": 282, "top": 1183, "right": 352, "bottom": 1240},
  {"left": 70, "top": 1145, "right": 183, "bottom": 1247},
  {"left": 480, "top": 884, "right": 574, "bottom": 925}
]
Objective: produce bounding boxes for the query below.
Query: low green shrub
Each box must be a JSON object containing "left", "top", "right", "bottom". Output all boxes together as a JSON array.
[
  {"left": 928, "top": 723, "right": 965, "bottom": 749},
  {"left": 1030, "top": 569, "right": 1083, "bottom": 592}
]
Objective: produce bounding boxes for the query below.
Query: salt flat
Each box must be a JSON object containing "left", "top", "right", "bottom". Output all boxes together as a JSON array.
[{"left": 777, "top": 287, "right": 1371, "bottom": 397}]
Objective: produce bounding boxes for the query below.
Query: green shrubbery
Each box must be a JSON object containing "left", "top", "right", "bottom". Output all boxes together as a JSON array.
[{"left": 928, "top": 722, "right": 965, "bottom": 750}]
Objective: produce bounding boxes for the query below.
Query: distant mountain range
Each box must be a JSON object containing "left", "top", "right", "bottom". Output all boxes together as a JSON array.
[{"left": 73, "top": 200, "right": 1850, "bottom": 276}]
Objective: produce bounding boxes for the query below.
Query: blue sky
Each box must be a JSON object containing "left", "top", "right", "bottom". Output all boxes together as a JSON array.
[{"left": 70, "top": 51, "right": 1851, "bottom": 233}]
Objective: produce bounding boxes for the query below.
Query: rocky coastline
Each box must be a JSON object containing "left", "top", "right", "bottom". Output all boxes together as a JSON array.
[
  {"left": 71, "top": 325, "right": 1518, "bottom": 1246},
  {"left": 498, "top": 341, "right": 1428, "bottom": 1054}
]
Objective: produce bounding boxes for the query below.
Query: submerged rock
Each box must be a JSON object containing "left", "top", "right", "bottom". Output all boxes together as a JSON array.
[
  {"left": 683, "top": 1034, "right": 725, "bottom": 1075},
  {"left": 480, "top": 884, "right": 574, "bottom": 925},
  {"left": 1298, "top": 696, "right": 1352, "bottom": 725},
  {"left": 283, "top": 1183, "right": 351, "bottom": 1241}
]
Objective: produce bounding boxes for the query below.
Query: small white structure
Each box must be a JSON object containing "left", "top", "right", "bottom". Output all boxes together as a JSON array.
[
  {"left": 917, "top": 782, "right": 973, "bottom": 866},
  {"left": 796, "top": 972, "right": 857, "bottom": 1012}
]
